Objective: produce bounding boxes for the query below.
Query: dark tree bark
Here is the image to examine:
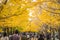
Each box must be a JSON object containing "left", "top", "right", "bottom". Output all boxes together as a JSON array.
[
  {"left": 53, "top": 29, "right": 55, "bottom": 40},
  {"left": 58, "top": 27, "right": 60, "bottom": 40}
]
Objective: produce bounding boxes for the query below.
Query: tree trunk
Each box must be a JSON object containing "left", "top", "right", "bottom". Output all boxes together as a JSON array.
[
  {"left": 58, "top": 27, "right": 60, "bottom": 40},
  {"left": 53, "top": 29, "right": 55, "bottom": 40}
]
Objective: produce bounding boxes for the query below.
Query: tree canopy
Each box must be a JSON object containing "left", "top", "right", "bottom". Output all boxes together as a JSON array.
[{"left": 0, "top": 0, "right": 60, "bottom": 32}]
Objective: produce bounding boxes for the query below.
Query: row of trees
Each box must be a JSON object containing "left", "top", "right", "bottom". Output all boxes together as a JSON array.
[{"left": 0, "top": 0, "right": 60, "bottom": 33}]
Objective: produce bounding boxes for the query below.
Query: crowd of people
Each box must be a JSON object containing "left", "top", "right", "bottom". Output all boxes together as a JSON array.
[{"left": 0, "top": 30, "right": 59, "bottom": 40}]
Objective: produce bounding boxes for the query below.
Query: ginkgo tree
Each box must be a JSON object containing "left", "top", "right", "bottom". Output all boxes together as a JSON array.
[{"left": 0, "top": 0, "right": 60, "bottom": 33}]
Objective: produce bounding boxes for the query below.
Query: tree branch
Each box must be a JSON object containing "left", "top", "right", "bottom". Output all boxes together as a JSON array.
[
  {"left": 0, "top": 8, "right": 26, "bottom": 20},
  {"left": 39, "top": 4, "right": 60, "bottom": 15}
]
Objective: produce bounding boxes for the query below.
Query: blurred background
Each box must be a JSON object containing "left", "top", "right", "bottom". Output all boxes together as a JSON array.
[{"left": 0, "top": 0, "right": 60, "bottom": 40}]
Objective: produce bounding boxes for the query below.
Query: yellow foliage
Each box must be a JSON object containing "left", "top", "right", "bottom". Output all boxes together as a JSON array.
[{"left": 0, "top": 0, "right": 60, "bottom": 32}]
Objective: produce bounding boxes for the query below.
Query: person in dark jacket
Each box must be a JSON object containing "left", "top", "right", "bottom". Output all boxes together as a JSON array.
[
  {"left": 9, "top": 30, "right": 20, "bottom": 40},
  {"left": 46, "top": 33, "right": 51, "bottom": 40},
  {"left": 38, "top": 33, "right": 44, "bottom": 40}
]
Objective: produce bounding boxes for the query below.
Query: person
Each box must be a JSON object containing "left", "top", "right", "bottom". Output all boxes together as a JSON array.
[
  {"left": 46, "top": 33, "right": 51, "bottom": 40},
  {"left": 0, "top": 33, "right": 1, "bottom": 40},
  {"left": 9, "top": 30, "right": 20, "bottom": 40},
  {"left": 38, "top": 33, "right": 44, "bottom": 40},
  {"left": 1, "top": 32, "right": 9, "bottom": 40},
  {"left": 27, "top": 34, "right": 30, "bottom": 40},
  {"left": 9, "top": 34, "right": 13, "bottom": 40}
]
